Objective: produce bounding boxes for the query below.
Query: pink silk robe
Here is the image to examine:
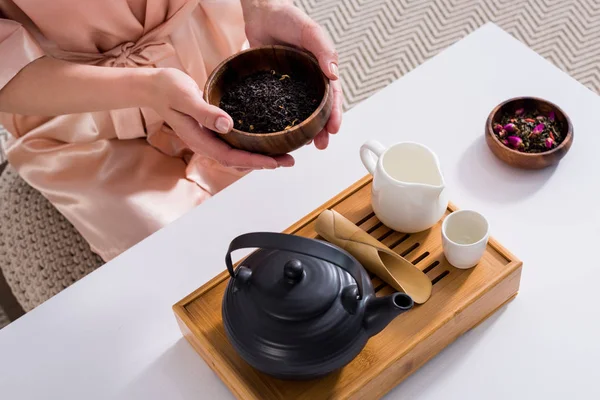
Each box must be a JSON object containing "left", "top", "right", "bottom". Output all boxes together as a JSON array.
[{"left": 0, "top": 0, "right": 249, "bottom": 261}]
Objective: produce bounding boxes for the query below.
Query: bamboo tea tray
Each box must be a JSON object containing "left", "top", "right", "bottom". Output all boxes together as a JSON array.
[{"left": 173, "top": 175, "right": 523, "bottom": 399}]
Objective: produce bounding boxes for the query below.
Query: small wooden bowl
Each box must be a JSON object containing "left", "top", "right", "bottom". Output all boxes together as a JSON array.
[
  {"left": 203, "top": 45, "right": 333, "bottom": 156},
  {"left": 485, "top": 97, "right": 573, "bottom": 169}
]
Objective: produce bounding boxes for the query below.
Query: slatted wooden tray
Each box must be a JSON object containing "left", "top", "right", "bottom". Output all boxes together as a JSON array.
[{"left": 173, "top": 175, "right": 523, "bottom": 400}]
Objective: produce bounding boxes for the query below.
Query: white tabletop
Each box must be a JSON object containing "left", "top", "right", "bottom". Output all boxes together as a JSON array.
[{"left": 2, "top": 23, "right": 599, "bottom": 399}]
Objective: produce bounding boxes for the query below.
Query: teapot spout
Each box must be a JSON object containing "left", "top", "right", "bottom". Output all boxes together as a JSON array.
[{"left": 363, "top": 293, "right": 414, "bottom": 337}]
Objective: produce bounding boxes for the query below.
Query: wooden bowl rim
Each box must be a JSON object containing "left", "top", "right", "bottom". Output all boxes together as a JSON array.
[
  {"left": 204, "top": 44, "right": 331, "bottom": 138},
  {"left": 485, "top": 96, "right": 573, "bottom": 158}
]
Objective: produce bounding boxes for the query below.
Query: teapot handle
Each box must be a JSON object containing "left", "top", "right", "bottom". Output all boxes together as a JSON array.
[
  {"left": 225, "top": 232, "right": 365, "bottom": 299},
  {"left": 360, "top": 140, "right": 386, "bottom": 175}
]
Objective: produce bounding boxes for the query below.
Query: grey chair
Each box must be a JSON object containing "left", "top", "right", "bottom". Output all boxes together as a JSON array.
[{"left": 0, "top": 161, "right": 103, "bottom": 321}]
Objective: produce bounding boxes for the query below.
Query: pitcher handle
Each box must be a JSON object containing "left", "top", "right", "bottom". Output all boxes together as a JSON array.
[{"left": 360, "top": 140, "right": 386, "bottom": 175}]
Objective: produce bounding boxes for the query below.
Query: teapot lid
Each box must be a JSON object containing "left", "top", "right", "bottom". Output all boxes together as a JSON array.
[{"left": 239, "top": 247, "right": 341, "bottom": 321}]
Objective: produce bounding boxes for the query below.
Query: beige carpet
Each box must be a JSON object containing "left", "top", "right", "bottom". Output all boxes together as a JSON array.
[
  {"left": 0, "top": 306, "right": 8, "bottom": 329},
  {"left": 297, "top": 0, "right": 600, "bottom": 110},
  {"left": 1, "top": 0, "right": 599, "bottom": 329}
]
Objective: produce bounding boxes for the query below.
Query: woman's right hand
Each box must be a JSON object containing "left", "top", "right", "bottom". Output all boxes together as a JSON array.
[{"left": 147, "top": 68, "right": 294, "bottom": 170}]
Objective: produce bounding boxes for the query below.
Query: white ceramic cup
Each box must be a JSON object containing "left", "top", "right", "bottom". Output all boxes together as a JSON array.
[{"left": 441, "top": 210, "right": 489, "bottom": 269}]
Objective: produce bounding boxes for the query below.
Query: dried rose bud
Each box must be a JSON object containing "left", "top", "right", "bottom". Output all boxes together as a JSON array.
[
  {"left": 493, "top": 123, "right": 504, "bottom": 133},
  {"left": 549, "top": 131, "right": 555, "bottom": 141},
  {"left": 515, "top": 108, "right": 525, "bottom": 116},
  {"left": 536, "top": 116, "right": 545, "bottom": 121},
  {"left": 502, "top": 139, "right": 509, "bottom": 146},
  {"left": 545, "top": 137, "right": 555, "bottom": 149},
  {"left": 503, "top": 123, "right": 516, "bottom": 133},
  {"left": 498, "top": 129, "right": 507, "bottom": 138},
  {"left": 532, "top": 123, "right": 545, "bottom": 135},
  {"left": 507, "top": 136, "right": 523, "bottom": 149},
  {"left": 548, "top": 111, "right": 555, "bottom": 121}
]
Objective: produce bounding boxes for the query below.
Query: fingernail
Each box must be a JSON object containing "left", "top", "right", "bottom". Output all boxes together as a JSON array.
[
  {"left": 329, "top": 62, "right": 339, "bottom": 79},
  {"left": 215, "top": 117, "right": 231, "bottom": 133}
]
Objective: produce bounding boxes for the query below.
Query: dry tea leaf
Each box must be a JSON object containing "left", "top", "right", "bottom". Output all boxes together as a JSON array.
[
  {"left": 219, "top": 70, "right": 319, "bottom": 133},
  {"left": 493, "top": 108, "right": 563, "bottom": 153}
]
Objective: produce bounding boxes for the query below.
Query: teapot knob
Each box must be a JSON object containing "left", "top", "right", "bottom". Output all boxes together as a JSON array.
[
  {"left": 284, "top": 259, "right": 304, "bottom": 284},
  {"left": 233, "top": 266, "right": 252, "bottom": 292}
]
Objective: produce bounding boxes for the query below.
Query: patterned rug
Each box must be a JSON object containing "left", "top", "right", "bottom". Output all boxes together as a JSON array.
[
  {"left": 1, "top": 0, "right": 599, "bottom": 329},
  {"left": 0, "top": 127, "right": 7, "bottom": 164},
  {"left": 0, "top": 307, "right": 8, "bottom": 330},
  {"left": 296, "top": 0, "right": 600, "bottom": 111}
]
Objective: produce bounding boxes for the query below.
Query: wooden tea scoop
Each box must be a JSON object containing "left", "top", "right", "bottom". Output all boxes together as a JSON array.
[{"left": 315, "top": 209, "right": 432, "bottom": 304}]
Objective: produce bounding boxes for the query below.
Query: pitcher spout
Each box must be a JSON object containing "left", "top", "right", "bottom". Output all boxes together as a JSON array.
[
  {"left": 423, "top": 181, "right": 445, "bottom": 200},
  {"left": 363, "top": 293, "right": 414, "bottom": 337}
]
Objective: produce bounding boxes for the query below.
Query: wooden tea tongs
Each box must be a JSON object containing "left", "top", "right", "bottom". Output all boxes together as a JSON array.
[{"left": 315, "top": 210, "right": 432, "bottom": 304}]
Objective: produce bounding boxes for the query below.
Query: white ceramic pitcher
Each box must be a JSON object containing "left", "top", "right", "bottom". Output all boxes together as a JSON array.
[{"left": 360, "top": 140, "right": 449, "bottom": 233}]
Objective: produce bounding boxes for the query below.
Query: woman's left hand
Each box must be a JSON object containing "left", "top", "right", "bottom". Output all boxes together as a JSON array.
[{"left": 242, "top": 0, "right": 343, "bottom": 150}]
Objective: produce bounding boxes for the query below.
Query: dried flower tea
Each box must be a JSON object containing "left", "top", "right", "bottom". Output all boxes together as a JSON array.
[
  {"left": 219, "top": 70, "right": 320, "bottom": 133},
  {"left": 493, "top": 108, "right": 564, "bottom": 153}
]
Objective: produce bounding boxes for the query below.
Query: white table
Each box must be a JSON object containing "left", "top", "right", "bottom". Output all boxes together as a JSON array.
[{"left": 2, "top": 23, "right": 599, "bottom": 399}]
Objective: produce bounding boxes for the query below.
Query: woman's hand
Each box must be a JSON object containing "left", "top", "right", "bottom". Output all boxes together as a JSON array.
[
  {"left": 241, "top": 0, "right": 343, "bottom": 150},
  {"left": 0, "top": 58, "right": 292, "bottom": 171},
  {"left": 147, "top": 68, "right": 294, "bottom": 170}
]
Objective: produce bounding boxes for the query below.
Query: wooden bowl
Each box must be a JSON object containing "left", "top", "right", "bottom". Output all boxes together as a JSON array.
[
  {"left": 203, "top": 45, "right": 333, "bottom": 156},
  {"left": 485, "top": 97, "right": 573, "bottom": 169}
]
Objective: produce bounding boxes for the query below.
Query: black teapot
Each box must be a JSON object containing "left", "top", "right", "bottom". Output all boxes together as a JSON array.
[{"left": 222, "top": 232, "right": 414, "bottom": 380}]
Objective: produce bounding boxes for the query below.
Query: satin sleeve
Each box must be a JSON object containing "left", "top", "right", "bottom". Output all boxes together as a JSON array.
[{"left": 0, "top": 18, "right": 45, "bottom": 90}]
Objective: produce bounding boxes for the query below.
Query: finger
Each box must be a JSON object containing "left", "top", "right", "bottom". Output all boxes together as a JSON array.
[
  {"left": 273, "top": 154, "right": 295, "bottom": 167},
  {"left": 175, "top": 91, "right": 234, "bottom": 134},
  {"left": 167, "top": 110, "right": 279, "bottom": 169},
  {"left": 266, "top": 6, "right": 339, "bottom": 81},
  {"left": 222, "top": 147, "right": 280, "bottom": 169},
  {"left": 326, "top": 79, "right": 343, "bottom": 134},
  {"left": 165, "top": 109, "right": 215, "bottom": 154},
  {"left": 314, "top": 129, "right": 329, "bottom": 150},
  {"left": 300, "top": 19, "right": 339, "bottom": 81}
]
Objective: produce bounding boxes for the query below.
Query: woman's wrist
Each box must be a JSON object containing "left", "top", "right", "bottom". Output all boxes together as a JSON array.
[{"left": 127, "top": 67, "right": 163, "bottom": 110}]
